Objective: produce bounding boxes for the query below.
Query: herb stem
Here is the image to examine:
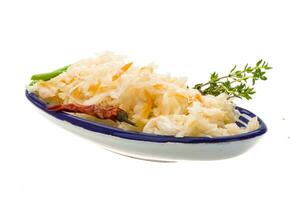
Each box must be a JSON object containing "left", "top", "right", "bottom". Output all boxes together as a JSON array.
[
  {"left": 193, "top": 60, "right": 271, "bottom": 100},
  {"left": 200, "top": 75, "right": 230, "bottom": 87}
]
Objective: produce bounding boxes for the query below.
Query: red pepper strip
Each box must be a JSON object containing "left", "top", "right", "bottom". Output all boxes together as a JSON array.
[{"left": 48, "top": 104, "right": 135, "bottom": 126}]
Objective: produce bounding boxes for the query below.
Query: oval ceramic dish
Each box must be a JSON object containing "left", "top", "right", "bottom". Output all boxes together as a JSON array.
[{"left": 26, "top": 90, "right": 267, "bottom": 161}]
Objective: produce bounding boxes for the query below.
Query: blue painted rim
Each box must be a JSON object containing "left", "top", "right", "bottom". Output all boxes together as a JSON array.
[{"left": 25, "top": 90, "right": 267, "bottom": 143}]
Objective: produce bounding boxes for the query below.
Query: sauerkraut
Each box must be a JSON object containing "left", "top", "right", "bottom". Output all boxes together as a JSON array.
[{"left": 29, "top": 52, "right": 259, "bottom": 137}]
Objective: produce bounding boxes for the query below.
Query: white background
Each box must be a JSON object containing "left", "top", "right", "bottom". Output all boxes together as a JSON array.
[{"left": 0, "top": 0, "right": 299, "bottom": 199}]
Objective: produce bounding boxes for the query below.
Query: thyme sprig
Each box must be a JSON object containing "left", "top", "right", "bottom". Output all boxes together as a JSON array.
[{"left": 193, "top": 60, "right": 272, "bottom": 100}]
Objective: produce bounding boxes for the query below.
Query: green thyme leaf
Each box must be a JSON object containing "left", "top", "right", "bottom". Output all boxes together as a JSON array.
[{"left": 193, "top": 60, "right": 271, "bottom": 100}]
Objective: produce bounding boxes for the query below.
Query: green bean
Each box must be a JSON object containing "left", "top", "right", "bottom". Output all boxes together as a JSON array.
[{"left": 31, "top": 65, "right": 70, "bottom": 81}]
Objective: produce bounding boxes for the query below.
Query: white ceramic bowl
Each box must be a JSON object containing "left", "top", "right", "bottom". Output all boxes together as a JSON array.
[{"left": 26, "top": 90, "right": 267, "bottom": 161}]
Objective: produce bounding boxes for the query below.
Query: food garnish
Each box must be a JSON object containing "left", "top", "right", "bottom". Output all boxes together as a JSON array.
[
  {"left": 30, "top": 65, "right": 70, "bottom": 85},
  {"left": 48, "top": 104, "right": 135, "bottom": 126},
  {"left": 194, "top": 60, "right": 271, "bottom": 100}
]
